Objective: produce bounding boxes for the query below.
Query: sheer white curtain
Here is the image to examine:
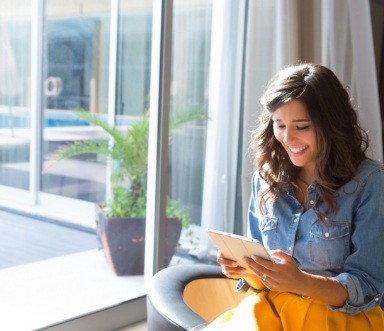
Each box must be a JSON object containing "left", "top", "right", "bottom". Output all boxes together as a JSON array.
[{"left": 321, "top": 0, "right": 382, "bottom": 161}]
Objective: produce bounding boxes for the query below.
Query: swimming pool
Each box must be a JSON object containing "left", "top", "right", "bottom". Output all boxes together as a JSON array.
[{"left": 0, "top": 112, "right": 90, "bottom": 128}]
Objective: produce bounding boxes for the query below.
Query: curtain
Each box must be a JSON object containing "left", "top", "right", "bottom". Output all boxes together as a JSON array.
[{"left": 322, "top": 0, "right": 383, "bottom": 161}]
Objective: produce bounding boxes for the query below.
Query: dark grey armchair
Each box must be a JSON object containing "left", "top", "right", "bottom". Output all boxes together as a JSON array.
[{"left": 146, "top": 264, "right": 248, "bottom": 331}]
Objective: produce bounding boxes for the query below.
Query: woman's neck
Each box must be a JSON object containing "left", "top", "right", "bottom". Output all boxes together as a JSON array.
[
  {"left": 296, "top": 168, "right": 314, "bottom": 208},
  {"left": 299, "top": 167, "right": 314, "bottom": 186}
]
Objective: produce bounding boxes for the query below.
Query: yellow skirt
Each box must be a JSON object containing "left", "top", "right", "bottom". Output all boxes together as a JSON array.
[{"left": 203, "top": 291, "right": 384, "bottom": 331}]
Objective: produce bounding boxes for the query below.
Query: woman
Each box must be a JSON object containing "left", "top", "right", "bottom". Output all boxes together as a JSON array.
[{"left": 204, "top": 63, "right": 384, "bottom": 330}]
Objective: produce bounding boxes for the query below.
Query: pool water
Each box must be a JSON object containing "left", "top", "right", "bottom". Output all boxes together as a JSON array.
[{"left": 0, "top": 113, "right": 90, "bottom": 128}]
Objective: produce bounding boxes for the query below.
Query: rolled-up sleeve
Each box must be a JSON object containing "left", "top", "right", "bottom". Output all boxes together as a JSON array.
[
  {"left": 329, "top": 167, "right": 384, "bottom": 314},
  {"left": 330, "top": 273, "right": 382, "bottom": 314}
]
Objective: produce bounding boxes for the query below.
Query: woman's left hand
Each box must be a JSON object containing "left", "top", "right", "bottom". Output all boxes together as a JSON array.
[{"left": 244, "top": 250, "right": 305, "bottom": 293}]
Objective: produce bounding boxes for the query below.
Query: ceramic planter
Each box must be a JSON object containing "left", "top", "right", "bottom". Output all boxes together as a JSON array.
[{"left": 96, "top": 206, "right": 182, "bottom": 275}]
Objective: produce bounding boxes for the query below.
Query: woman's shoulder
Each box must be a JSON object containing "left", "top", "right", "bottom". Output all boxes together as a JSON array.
[
  {"left": 251, "top": 172, "right": 270, "bottom": 193},
  {"left": 356, "top": 158, "right": 384, "bottom": 182},
  {"left": 252, "top": 171, "right": 263, "bottom": 186}
]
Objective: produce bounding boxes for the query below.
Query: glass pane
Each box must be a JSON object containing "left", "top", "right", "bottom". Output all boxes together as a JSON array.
[
  {"left": 41, "top": 2, "right": 111, "bottom": 203},
  {"left": 166, "top": 0, "right": 213, "bottom": 267},
  {"left": 41, "top": 0, "right": 154, "bottom": 274},
  {"left": 0, "top": 3, "right": 31, "bottom": 190},
  {"left": 116, "top": 3, "right": 152, "bottom": 117},
  {"left": 94, "top": 1, "right": 153, "bottom": 275}
]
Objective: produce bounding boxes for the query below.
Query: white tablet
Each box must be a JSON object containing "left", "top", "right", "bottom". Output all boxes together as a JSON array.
[{"left": 206, "top": 228, "right": 272, "bottom": 268}]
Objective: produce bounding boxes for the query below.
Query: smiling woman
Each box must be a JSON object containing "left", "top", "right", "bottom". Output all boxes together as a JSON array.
[{"left": 206, "top": 63, "right": 384, "bottom": 331}]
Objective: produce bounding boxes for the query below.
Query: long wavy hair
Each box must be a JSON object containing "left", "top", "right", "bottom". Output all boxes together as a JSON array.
[{"left": 249, "top": 63, "right": 369, "bottom": 219}]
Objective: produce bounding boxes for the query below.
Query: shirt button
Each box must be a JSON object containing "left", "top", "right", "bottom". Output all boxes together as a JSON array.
[
  {"left": 288, "top": 246, "right": 292, "bottom": 251},
  {"left": 294, "top": 219, "right": 298, "bottom": 223},
  {"left": 324, "top": 232, "right": 330, "bottom": 238},
  {"left": 310, "top": 200, "right": 314, "bottom": 205}
]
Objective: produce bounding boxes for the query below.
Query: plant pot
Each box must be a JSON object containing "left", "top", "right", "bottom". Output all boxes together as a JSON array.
[{"left": 95, "top": 206, "right": 182, "bottom": 276}]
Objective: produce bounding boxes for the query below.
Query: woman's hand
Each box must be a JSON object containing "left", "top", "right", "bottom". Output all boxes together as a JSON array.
[
  {"left": 243, "top": 250, "right": 348, "bottom": 306},
  {"left": 217, "top": 251, "right": 265, "bottom": 289},
  {"left": 243, "top": 250, "right": 305, "bottom": 292},
  {"left": 217, "top": 251, "right": 246, "bottom": 279}
]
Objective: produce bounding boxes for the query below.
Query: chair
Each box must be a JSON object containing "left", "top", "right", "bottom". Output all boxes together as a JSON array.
[
  {"left": 147, "top": 264, "right": 384, "bottom": 331},
  {"left": 146, "top": 264, "right": 249, "bottom": 331}
]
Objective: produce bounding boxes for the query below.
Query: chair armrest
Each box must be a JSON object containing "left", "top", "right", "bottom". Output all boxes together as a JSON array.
[{"left": 147, "top": 264, "right": 224, "bottom": 331}]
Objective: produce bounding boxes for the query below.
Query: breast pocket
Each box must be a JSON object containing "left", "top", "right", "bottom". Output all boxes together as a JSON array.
[
  {"left": 259, "top": 216, "right": 279, "bottom": 249},
  {"left": 309, "top": 220, "right": 350, "bottom": 269}
]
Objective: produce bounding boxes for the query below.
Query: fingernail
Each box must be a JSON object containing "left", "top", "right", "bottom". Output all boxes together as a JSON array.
[{"left": 232, "top": 262, "right": 238, "bottom": 267}]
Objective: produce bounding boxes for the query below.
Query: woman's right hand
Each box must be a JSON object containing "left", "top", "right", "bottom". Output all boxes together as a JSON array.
[
  {"left": 217, "top": 251, "right": 246, "bottom": 279},
  {"left": 217, "top": 251, "right": 267, "bottom": 289}
]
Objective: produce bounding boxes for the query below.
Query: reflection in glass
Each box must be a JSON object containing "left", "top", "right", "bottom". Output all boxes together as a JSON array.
[
  {"left": 41, "top": 2, "right": 112, "bottom": 202},
  {"left": 165, "top": 1, "right": 213, "bottom": 266},
  {"left": 0, "top": 3, "right": 31, "bottom": 189}
]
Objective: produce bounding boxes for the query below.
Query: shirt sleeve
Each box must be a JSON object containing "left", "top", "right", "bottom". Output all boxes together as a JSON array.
[
  {"left": 247, "top": 173, "right": 263, "bottom": 242},
  {"left": 330, "top": 167, "right": 384, "bottom": 314}
]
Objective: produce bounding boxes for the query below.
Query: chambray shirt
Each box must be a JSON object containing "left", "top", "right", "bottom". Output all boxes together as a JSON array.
[{"left": 248, "top": 159, "right": 384, "bottom": 314}]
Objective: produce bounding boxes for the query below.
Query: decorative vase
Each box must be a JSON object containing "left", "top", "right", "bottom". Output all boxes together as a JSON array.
[{"left": 96, "top": 206, "right": 182, "bottom": 275}]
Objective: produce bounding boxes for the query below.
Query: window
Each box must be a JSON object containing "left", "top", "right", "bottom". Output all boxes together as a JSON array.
[{"left": 0, "top": 0, "right": 216, "bottom": 329}]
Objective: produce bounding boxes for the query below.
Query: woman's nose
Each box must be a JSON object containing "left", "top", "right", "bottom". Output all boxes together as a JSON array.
[{"left": 283, "top": 129, "right": 295, "bottom": 144}]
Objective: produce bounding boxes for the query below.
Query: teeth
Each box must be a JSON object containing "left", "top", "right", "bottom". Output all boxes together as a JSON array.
[{"left": 289, "top": 146, "right": 307, "bottom": 153}]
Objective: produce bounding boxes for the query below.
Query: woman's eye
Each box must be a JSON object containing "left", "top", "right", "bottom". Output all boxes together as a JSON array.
[
  {"left": 274, "top": 124, "right": 285, "bottom": 129},
  {"left": 297, "top": 125, "right": 310, "bottom": 131}
]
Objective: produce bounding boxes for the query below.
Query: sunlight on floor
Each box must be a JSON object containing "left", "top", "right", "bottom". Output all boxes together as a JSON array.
[
  {"left": 0, "top": 249, "right": 146, "bottom": 330},
  {"left": 118, "top": 321, "right": 147, "bottom": 331}
]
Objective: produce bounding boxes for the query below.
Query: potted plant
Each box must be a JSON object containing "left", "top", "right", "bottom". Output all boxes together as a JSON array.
[{"left": 44, "top": 108, "right": 206, "bottom": 275}]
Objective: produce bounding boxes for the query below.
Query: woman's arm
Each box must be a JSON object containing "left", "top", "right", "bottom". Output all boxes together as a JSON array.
[
  {"left": 299, "top": 270, "right": 348, "bottom": 306},
  {"left": 244, "top": 251, "right": 348, "bottom": 306}
]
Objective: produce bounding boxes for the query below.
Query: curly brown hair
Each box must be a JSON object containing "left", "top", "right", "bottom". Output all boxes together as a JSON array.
[{"left": 249, "top": 63, "right": 369, "bottom": 218}]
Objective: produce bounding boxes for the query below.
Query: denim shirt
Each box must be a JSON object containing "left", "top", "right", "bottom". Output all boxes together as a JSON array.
[{"left": 248, "top": 159, "right": 384, "bottom": 314}]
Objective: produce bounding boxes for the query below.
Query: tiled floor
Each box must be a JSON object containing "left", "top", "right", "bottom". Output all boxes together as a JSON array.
[{"left": 0, "top": 208, "right": 99, "bottom": 269}]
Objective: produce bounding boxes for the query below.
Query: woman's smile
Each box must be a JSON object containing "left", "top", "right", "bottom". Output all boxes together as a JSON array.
[{"left": 287, "top": 145, "right": 309, "bottom": 154}]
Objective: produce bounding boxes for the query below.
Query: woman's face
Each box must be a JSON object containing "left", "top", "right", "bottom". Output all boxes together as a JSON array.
[{"left": 272, "top": 100, "right": 317, "bottom": 181}]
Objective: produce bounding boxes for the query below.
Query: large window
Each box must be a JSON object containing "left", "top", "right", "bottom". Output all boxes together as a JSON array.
[
  {"left": 0, "top": 0, "right": 215, "bottom": 328},
  {"left": 0, "top": 1, "right": 216, "bottom": 242}
]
